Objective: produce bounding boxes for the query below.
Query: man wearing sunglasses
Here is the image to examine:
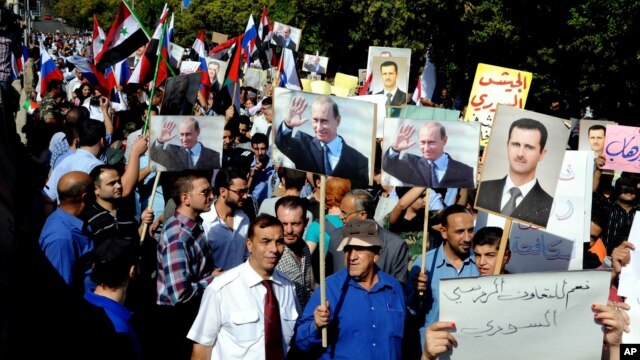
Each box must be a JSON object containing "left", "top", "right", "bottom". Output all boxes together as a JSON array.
[
  {"left": 156, "top": 170, "right": 217, "bottom": 360},
  {"left": 202, "top": 167, "right": 251, "bottom": 272}
]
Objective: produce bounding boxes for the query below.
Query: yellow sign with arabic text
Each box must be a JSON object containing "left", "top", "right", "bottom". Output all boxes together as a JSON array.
[{"left": 464, "top": 64, "right": 533, "bottom": 146}]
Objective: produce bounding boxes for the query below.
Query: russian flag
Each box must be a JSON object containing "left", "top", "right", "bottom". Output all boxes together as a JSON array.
[
  {"left": 93, "top": 15, "right": 106, "bottom": 63},
  {"left": 39, "top": 40, "right": 64, "bottom": 97},
  {"left": 241, "top": 14, "right": 258, "bottom": 62},
  {"left": 278, "top": 48, "right": 301, "bottom": 91},
  {"left": 104, "top": 58, "right": 130, "bottom": 89},
  {"left": 192, "top": 29, "right": 208, "bottom": 71}
]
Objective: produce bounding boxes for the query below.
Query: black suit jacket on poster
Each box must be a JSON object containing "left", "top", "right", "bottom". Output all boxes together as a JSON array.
[
  {"left": 476, "top": 176, "right": 554, "bottom": 228},
  {"left": 376, "top": 89, "right": 407, "bottom": 106},
  {"left": 382, "top": 149, "right": 475, "bottom": 189},
  {"left": 273, "top": 35, "right": 297, "bottom": 51},
  {"left": 275, "top": 125, "right": 369, "bottom": 189},
  {"left": 304, "top": 63, "right": 326, "bottom": 74},
  {"left": 150, "top": 142, "right": 221, "bottom": 171}
]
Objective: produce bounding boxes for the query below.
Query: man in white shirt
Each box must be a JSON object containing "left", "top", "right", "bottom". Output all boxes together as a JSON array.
[{"left": 188, "top": 214, "right": 300, "bottom": 360}]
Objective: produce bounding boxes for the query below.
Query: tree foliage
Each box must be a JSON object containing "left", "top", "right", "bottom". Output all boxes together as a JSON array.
[{"left": 52, "top": 0, "right": 640, "bottom": 120}]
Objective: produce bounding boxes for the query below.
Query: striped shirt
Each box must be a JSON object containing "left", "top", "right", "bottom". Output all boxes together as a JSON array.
[
  {"left": 84, "top": 202, "right": 139, "bottom": 247},
  {"left": 156, "top": 211, "right": 214, "bottom": 305},
  {"left": 593, "top": 192, "right": 639, "bottom": 254}
]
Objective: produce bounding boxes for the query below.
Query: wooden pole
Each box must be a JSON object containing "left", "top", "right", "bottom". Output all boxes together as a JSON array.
[
  {"left": 493, "top": 218, "right": 512, "bottom": 275},
  {"left": 139, "top": 171, "right": 162, "bottom": 245},
  {"left": 419, "top": 189, "right": 431, "bottom": 296},
  {"left": 319, "top": 175, "right": 328, "bottom": 347}
]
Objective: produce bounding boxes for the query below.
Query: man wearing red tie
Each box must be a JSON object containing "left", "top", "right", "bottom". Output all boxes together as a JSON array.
[{"left": 188, "top": 214, "right": 300, "bottom": 360}]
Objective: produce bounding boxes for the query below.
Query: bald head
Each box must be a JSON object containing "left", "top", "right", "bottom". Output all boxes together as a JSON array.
[{"left": 58, "top": 171, "right": 93, "bottom": 205}]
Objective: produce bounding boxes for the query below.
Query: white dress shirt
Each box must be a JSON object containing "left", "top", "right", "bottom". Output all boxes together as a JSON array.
[
  {"left": 500, "top": 176, "right": 537, "bottom": 209},
  {"left": 187, "top": 261, "right": 300, "bottom": 360}
]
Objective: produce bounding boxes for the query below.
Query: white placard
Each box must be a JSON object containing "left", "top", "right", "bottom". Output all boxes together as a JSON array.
[
  {"left": 439, "top": 271, "right": 610, "bottom": 360},
  {"left": 618, "top": 211, "right": 640, "bottom": 297},
  {"left": 476, "top": 151, "right": 592, "bottom": 272}
]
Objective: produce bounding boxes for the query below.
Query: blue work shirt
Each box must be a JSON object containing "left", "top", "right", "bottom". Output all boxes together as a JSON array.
[
  {"left": 39, "top": 208, "right": 95, "bottom": 293},
  {"left": 405, "top": 244, "right": 479, "bottom": 346},
  {"left": 295, "top": 267, "right": 405, "bottom": 360},
  {"left": 85, "top": 290, "right": 141, "bottom": 359}
]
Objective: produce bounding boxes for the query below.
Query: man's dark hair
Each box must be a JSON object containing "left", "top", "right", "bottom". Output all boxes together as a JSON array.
[
  {"left": 251, "top": 132, "right": 269, "bottom": 146},
  {"left": 275, "top": 196, "right": 309, "bottom": 218},
  {"left": 89, "top": 164, "right": 121, "bottom": 186},
  {"left": 262, "top": 96, "right": 272, "bottom": 106},
  {"left": 612, "top": 176, "right": 638, "bottom": 202},
  {"left": 345, "top": 189, "right": 375, "bottom": 219},
  {"left": 214, "top": 167, "right": 246, "bottom": 196},
  {"left": 225, "top": 119, "right": 240, "bottom": 137},
  {"left": 78, "top": 119, "right": 106, "bottom": 147},
  {"left": 238, "top": 115, "right": 251, "bottom": 128},
  {"left": 248, "top": 214, "right": 283, "bottom": 239},
  {"left": 508, "top": 118, "right": 548, "bottom": 151},
  {"left": 440, "top": 204, "right": 473, "bottom": 228},
  {"left": 64, "top": 108, "right": 88, "bottom": 146},
  {"left": 380, "top": 60, "right": 398, "bottom": 73},
  {"left": 588, "top": 124, "right": 606, "bottom": 135},
  {"left": 473, "top": 226, "right": 504, "bottom": 248},
  {"left": 281, "top": 168, "right": 306, "bottom": 191},
  {"left": 172, "top": 170, "right": 207, "bottom": 205},
  {"left": 90, "top": 237, "right": 141, "bottom": 288},
  {"left": 47, "top": 79, "right": 63, "bottom": 93}
]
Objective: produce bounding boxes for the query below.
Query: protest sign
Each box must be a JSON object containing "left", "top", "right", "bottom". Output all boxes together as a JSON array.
[
  {"left": 464, "top": 64, "right": 533, "bottom": 146},
  {"left": 439, "top": 270, "right": 610, "bottom": 360},
  {"left": 602, "top": 124, "right": 640, "bottom": 173}
]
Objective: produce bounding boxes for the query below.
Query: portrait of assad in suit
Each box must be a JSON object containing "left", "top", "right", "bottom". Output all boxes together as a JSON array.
[
  {"left": 150, "top": 117, "right": 221, "bottom": 171},
  {"left": 374, "top": 60, "right": 407, "bottom": 106},
  {"left": 382, "top": 121, "right": 476, "bottom": 189},
  {"left": 475, "top": 117, "right": 555, "bottom": 227},
  {"left": 274, "top": 93, "right": 372, "bottom": 189}
]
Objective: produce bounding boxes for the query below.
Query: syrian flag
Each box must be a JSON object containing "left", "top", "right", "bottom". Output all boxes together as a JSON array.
[
  {"left": 128, "top": 5, "right": 170, "bottom": 86},
  {"left": 257, "top": 7, "right": 273, "bottom": 70},
  {"left": 93, "top": 15, "right": 106, "bottom": 63},
  {"left": 412, "top": 50, "right": 437, "bottom": 106},
  {"left": 241, "top": 14, "right": 258, "bottom": 63},
  {"left": 192, "top": 29, "right": 208, "bottom": 71},
  {"left": 278, "top": 48, "right": 301, "bottom": 91},
  {"left": 95, "top": 0, "right": 149, "bottom": 71},
  {"left": 38, "top": 40, "right": 64, "bottom": 97}
]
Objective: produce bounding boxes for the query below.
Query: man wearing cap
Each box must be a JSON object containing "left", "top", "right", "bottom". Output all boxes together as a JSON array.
[{"left": 295, "top": 219, "right": 405, "bottom": 359}]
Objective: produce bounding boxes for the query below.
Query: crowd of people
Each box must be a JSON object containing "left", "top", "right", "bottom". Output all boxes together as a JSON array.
[{"left": 0, "top": 8, "right": 635, "bottom": 360}]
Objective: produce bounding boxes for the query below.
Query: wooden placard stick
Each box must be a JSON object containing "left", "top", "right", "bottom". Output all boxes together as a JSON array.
[
  {"left": 318, "top": 175, "right": 328, "bottom": 347},
  {"left": 419, "top": 188, "right": 431, "bottom": 296},
  {"left": 139, "top": 171, "right": 162, "bottom": 245},
  {"left": 493, "top": 218, "right": 512, "bottom": 275}
]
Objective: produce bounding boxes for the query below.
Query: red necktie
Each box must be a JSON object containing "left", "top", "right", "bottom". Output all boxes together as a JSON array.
[{"left": 262, "top": 280, "right": 284, "bottom": 360}]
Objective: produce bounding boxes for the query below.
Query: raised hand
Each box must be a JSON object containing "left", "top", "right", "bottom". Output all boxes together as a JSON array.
[
  {"left": 158, "top": 121, "right": 177, "bottom": 144},
  {"left": 284, "top": 96, "right": 309, "bottom": 128},
  {"left": 392, "top": 124, "right": 416, "bottom": 152}
]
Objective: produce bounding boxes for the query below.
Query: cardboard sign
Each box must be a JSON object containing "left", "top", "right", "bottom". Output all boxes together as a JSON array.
[
  {"left": 464, "top": 64, "right": 533, "bottom": 146},
  {"left": 439, "top": 271, "right": 610, "bottom": 360}
]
